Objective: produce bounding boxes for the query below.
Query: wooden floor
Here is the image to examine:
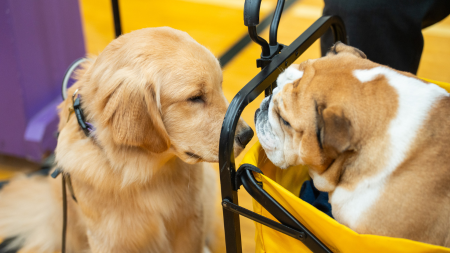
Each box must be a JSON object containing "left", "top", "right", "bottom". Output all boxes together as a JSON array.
[{"left": 2, "top": 0, "right": 450, "bottom": 252}]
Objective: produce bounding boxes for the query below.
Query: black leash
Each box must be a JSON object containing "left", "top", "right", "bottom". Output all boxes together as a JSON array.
[
  {"left": 51, "top": 169, "right": 77, "bottom": 253},
  {"left": 52, "top": 89, "right": 88, "bottom": 253},
  {"left": 61, "top": 174, "right": 67, "bottom": 253},
  {"left": 54, "top": 58, "right": 89, "bottom": 253}
]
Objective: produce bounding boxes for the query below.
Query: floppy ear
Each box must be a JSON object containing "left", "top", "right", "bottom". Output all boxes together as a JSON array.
[
  {"left": 318, "top": 105, "right": 353, "bottom": 159},
  {"left": 102, "top": 82, "right": 170, "bottom": 153},
  {"left": 327, "top": 41, "right": 367, "bottom": 59}
]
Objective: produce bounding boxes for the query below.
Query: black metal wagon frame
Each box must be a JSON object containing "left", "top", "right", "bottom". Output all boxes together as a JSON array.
[{"left": 218, "top": 0, "right": 347, "bottom": 252}]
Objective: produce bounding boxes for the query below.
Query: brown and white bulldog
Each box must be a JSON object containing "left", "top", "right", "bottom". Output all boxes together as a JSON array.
[{"left": 254, "top": 42, "right": 450, "bottom": 247}]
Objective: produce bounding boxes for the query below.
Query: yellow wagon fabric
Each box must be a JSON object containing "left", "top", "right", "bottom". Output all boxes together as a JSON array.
[
  {"left": 240, "top": 70, "right": 450, "bottom": 253},
  {"left": 240, "top": 142, "right": 450, "bottom": 253}
]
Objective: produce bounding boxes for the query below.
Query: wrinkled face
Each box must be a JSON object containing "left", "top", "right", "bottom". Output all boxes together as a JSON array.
[
  {"left": 255, "top": 42, "right": 368, "bottom": 174},
  {"left": 255, "top": 67, "right": 305, "bottom": 169},
  {"left": 87, "top": 27, "right": 252, "bottom": 164}
]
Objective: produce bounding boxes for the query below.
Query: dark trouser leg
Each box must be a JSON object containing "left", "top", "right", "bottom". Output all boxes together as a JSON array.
[{"left": 321, "top": 0, "right": 450, "bottom": 74}]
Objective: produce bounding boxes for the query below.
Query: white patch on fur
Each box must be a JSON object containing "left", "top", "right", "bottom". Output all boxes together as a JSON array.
[
  {"left": 331, "top": 67, "right": 448, "bottom": 228},
  {"left": 273, "top": 67, "right": 304, "bottom": 95}
]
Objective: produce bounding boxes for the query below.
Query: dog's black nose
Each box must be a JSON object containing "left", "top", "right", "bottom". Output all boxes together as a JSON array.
[{"left": 236, "top": 127, "right": 254, "bottom": 147}]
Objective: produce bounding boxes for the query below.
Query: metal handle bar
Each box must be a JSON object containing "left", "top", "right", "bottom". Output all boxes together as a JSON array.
[
  {"left": 244, "top": 0, "right": 286, "bottom": 58},
  {"left": 269, "top": 0, "right": 285, "bottom": 46},
  {"left": 244, "top": 0, "right": 263, "bottom": 26}
]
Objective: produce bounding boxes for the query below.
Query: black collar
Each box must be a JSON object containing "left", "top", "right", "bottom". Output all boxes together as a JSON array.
[{"left": 72, "top": 90, "right": 94, "bottom": 137}]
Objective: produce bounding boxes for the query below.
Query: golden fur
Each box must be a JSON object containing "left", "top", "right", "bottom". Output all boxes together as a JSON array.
[{"left": 0, "top": 27, "right": 252, "bottom": 253}]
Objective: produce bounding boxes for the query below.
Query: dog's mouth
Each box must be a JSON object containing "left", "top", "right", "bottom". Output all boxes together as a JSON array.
[
  {"left": 255, "top": 106, "right": 277, "bottom": 151},
  {"left": 185, "top": 152, "right": 202, "bottom": 160}
]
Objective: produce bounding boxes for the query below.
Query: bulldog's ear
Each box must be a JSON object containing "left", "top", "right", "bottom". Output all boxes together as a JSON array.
[
  {"left": 102, "top": 82, "right": 170, "bottom": 153},
  {"left": 318, "top": 105, "right": 353, "bottom": 159},
  {"left": 327, "top": 41, "right": 367, "bottom": 59}
]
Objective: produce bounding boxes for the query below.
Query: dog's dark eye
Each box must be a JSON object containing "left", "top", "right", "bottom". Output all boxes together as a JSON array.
[
  {"left": 188, "top": 95, "right": 204, "bottom": 103},
  {"left": 280, "top": 116, "right": 291, "bottom": 127}
]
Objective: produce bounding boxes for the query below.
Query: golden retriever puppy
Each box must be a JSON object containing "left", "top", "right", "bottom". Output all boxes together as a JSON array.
[{"left": 0, "top": 27, "right": 253, "bottom": 253}]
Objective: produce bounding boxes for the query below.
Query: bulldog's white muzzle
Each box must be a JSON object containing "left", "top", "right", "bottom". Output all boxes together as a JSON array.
[{"left": 254, "top": 66, "right": 304, "bottom": 169}]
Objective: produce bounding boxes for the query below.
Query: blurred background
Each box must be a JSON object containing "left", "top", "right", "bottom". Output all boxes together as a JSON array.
[{"left": 1, "top": 0, "right": 450, "bottom": 252}]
